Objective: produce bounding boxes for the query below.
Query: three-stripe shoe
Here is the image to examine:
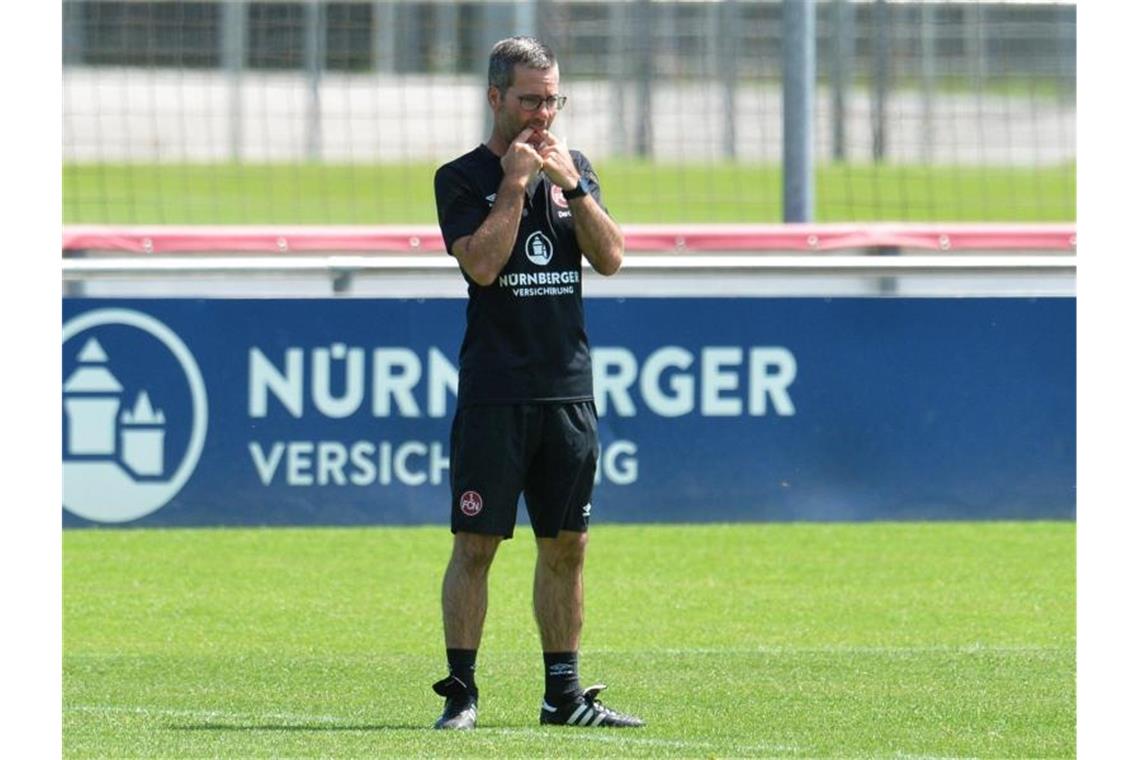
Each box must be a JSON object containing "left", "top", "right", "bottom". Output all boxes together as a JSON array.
[
  {"left": 431, "top": 675, "right": 478, "bottom": 730},
  {"left": 539, "top": 684, "right": 645, "bottom": 728}
]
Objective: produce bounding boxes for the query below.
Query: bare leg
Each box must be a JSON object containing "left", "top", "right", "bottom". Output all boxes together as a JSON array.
[
  {"left": 533, "top": 530, "right": 588, "bottom": 651},
  {"left": 442, "top": 533, "right": 502, "bottom": 649}
]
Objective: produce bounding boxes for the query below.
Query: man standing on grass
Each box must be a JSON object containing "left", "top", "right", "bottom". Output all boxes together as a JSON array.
[{"left": 429, "top": 36, "right": 643, "bottom": 731}]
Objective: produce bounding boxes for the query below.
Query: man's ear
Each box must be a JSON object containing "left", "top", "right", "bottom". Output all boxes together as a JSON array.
[{"left": 487, "top": 86, "right": 501, "bottom": 111}]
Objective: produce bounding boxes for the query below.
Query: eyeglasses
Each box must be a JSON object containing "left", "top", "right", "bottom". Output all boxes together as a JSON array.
[{"left": 515, "top": 94, "right": 567, "bottom": 112}]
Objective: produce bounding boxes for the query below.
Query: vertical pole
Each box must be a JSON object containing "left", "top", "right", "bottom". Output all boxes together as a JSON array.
[
  {"left": 964, "top": 2, "right": 987, "bottom": 115},
  {"left": 920, "top": 2, "right": 936, "bottom": 163},
  {"left": 63, "top": 0, "right": 86, "bottom": 66},
  {"left": 303, "top": 0, "right": 325, "bottom": 162},
  {"left": 609, "top": 1, "right": 629, "bottom": 156},
  {"left": 400, "top": 1, "right": 425, "bottom": 74},
  {"left": 373, "top": 1, "right": 397, "bottom": 73},
  {"left": 720, "top": 0, "right": 740, "bottom": 160},
  {"left": 973, "top": 3, "right": 988, "bottom": 87},
  {"left": 222, "top": 1, "right": 247, "bottom": 163},
  {"left": 782, "top": 0, "right": 815, "bottom": 222},
  {"left": 633, "top": 0, "right": 653, "bottom": 158},
  {"left": 432, "top": 1, "right": 459, "bottom": 73},
  {"left": 1055, "top": 3, "right": 1076, "bottom": 104},
  {"left": 829, "top": 0, "right": 852, "bottom": 162},
  {"left": 871, "top": 0, "right": 889, "bottom": 163}
]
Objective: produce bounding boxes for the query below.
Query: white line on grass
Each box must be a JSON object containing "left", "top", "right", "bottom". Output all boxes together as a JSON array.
[{"left": 591, "top": 644, "right": 1070, "bottom": 656}]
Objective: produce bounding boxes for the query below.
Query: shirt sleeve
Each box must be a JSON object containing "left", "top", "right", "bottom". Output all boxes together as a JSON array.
[{"left": 434, "top": 164, "right": 488, "bottom": 257}]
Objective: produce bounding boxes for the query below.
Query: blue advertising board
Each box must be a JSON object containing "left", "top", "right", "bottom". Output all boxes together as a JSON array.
[{"left": 62, "top": 297, "right": 1074, "bottom": 527}]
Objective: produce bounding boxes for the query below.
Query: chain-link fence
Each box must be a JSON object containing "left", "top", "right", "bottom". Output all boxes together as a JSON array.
[{"left": 62, "top": 0, "right": 1076, "bottom": 224}]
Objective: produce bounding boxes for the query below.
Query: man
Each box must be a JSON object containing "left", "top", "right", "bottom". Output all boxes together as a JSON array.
[{"left": 430, "top": 36, "right": 644, "bottom": 731}]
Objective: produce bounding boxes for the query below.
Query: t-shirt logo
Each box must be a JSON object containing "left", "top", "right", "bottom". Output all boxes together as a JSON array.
[
  {"left": 525, "top": 231, "right": 554, "bottom": 266},
  {"left": 550, "top": 185, "right": 569, "bottom": 209}
]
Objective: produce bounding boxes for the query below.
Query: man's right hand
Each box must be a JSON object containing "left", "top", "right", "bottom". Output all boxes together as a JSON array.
[{"left": 501, "top": 127, "right": 544, "bottom": 187}]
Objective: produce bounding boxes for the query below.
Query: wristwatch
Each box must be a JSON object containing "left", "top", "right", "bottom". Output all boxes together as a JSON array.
[{"left": 562, "top": 178, "right": 588, "bottom": 200}]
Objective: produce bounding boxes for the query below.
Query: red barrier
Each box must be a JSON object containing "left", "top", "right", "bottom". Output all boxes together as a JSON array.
[{"left": 63, "top": 223, "right": 1076, "bottom": 254}]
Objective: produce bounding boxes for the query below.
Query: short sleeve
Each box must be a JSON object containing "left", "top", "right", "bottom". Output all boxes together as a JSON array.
[{"left": 434, "top": 164, "right": 487, "bottom": 257}]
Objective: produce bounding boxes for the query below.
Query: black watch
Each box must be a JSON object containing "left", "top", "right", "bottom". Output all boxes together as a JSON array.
[{"left": 562, "top": 178, "right": 588, "bottom": 200}]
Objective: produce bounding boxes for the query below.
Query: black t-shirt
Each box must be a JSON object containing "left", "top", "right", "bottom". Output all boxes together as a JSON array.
[{"left": 434, "top": 144, "right": 606, "bottom": 407}]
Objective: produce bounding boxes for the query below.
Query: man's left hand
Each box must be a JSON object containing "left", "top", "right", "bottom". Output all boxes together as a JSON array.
[{"left": 538, "top": 133, "right": 581, "bottom": 191}]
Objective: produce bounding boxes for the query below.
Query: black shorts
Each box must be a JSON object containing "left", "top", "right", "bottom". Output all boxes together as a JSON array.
[{"left": 449, "top": 401, "right": 598, "bottom": 539}]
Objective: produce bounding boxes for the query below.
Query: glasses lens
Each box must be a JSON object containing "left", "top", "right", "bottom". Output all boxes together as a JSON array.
[{"left": 518, "top": 95, "right": 566, "bottom": 111}]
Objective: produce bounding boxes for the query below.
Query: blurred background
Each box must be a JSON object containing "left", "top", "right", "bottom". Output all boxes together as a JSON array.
[{"left": 62, "top": 0, "right": 1076, "bottom": 225}]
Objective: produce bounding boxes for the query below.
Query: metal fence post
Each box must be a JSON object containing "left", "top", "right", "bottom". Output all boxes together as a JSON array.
[
  {"left": 783, "top": 0, "right": 815, "bottom": 222},
  {"left": 920, "top": 2, "right": 936, "bottom": 163},
  {"left": 829, "top": 0, "right": 852, "bottom": 162},
  {"left": 303, "top": 0, "right": 326, "bottom": 162},
  {"left": 633, "top": 0, "right": 653, "bottom": 159},
  {"left": 872, "top": 0, "right": 890, "bottom": 163},
  {"left": 221, "top": 1, "right": 247, "bottom": 163},
  {"left": 63, "top": 0, "right": 86, "bottom": 66},
  {"left": 373, "top": 1, "right": 397, "bottom": 73},
  {"left": 609, "top": 1, "right": 630, "bottom": 156},
  {"left": 719, "top": 0, "right": 740, "bottom": 160},
  {"left": 430, "top": 2, "right": 459, "bottom": 73}
]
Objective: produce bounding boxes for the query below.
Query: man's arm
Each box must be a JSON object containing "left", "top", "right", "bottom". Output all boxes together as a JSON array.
[
  {"left": 539, "top": 134, "right": 624, "bottom": 276},
  {"left": 453, "top": 128, "right": 545, "bottom": 287},
  {"left": 566, "top": 192, "right": 624, "bottom": 276}
]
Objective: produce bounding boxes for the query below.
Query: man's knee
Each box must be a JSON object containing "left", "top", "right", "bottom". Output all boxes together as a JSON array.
[
  {"left": 537, "top": 530, "right": 588, "bottom": 575},
  {"left": 451, "top": 532, "right": 502, "bottom": 573}
]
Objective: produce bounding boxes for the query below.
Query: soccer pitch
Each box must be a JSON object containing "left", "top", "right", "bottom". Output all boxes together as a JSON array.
[{"left": 63, "top": 522, "right": 1074, "bottom": 759}]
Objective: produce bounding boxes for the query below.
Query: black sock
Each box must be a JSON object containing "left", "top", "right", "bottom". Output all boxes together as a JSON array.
[
  {"left": 446, "top": 648, "right": 478, "bottom": 694},
  {"left": 543, "top": 651, "right": 581, "bottom": 705}
]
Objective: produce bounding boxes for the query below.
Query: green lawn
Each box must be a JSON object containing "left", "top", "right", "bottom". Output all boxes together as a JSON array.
[
  {"left": 62, "top": 162, "right": 1075, "bottom": 225},
  {"left": 63, "top": 522, "right": 1075, "bottom": 758}
]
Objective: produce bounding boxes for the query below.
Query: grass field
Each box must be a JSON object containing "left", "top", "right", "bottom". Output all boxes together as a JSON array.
[
  {"left": 62, "top": 162, "right": 1075, "bottom": 225},
  {"left": 63, "top": 522, "right": 1074, "bottom": 759}
]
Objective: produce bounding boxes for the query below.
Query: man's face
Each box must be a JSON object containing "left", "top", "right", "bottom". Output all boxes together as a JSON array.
[{"left": 492, "top": 63, "right": 561, "bottom": 144}]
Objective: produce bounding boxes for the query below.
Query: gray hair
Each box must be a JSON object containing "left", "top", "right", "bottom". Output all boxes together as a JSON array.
[{"left": 488, "top": 36, "right": 557, "bottom": 91}]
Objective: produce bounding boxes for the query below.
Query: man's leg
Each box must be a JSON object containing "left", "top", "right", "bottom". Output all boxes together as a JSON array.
[
  {"left": 443, "top": 532, "right": 502, "bottom": 650},
  {"left": 532, "top": 528, "right": 644, "bottom": 728},
  {"left": 434, "top": 531, "right": 501, "bottom": 730},
  {"left": 533, "top": 529, "right": 587, "bottom": 653},
  {"left": 527, "top": 403, "right": 643, "bottom": 727},
  {"left": 534, "top": 530, "right": 587, "bottom": 707}
]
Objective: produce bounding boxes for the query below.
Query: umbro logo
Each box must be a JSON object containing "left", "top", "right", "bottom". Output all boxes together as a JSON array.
[
  {"left": 485, "top": 193, "right": 496, "bottom": 206},
  {"left": 582, "top": 503, "right": 592, "bottom": 518}
]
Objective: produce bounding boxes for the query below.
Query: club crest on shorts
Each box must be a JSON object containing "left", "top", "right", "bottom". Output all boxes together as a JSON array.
[
  {"left": 525, "top": 231, "right": 554, "bottom": 266},
  {"left": 459, "top": 490, "right": 484, "bottom": 517}
]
